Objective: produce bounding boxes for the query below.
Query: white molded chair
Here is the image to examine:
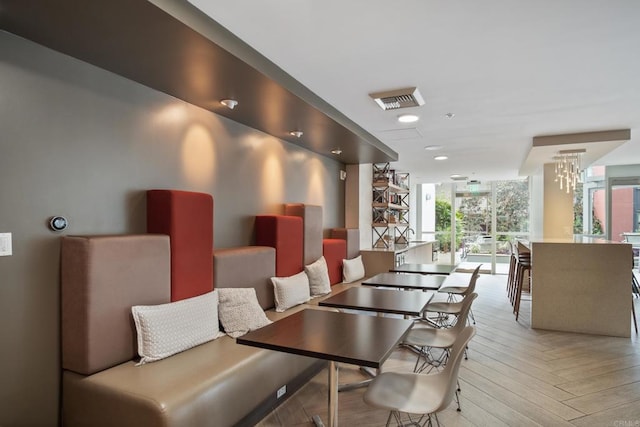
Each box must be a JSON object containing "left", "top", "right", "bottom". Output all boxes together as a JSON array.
[
  {"left": 405, "top": 293, "right": 478, "bottom": 374},
  {"left": 438, "top": 264, "right": 482, "bottom": 299},
  {"left": 364, "top": 326, "right": 476, "bottom": 427},
  {"left": 437, "top": 264, "right": 481, "bottom": 325},
  {"left": 423, "top": 269, "right": 479, "bottom": 327}
]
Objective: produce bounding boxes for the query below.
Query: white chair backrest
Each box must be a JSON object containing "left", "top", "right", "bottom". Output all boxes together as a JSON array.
[
  {"left": 440, "top": 326, "right": 476, "bottom": 409},
  {"left": 452, "top": 293, "right": 478, "bottom": 330},
  {"left": 462, "top": 264, "right": 482, "bottom": 296}
]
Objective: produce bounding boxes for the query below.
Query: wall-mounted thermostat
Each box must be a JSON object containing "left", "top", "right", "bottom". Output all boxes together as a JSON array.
[{"left": 49, "top": 216, "right": 69, "bottom": 232}]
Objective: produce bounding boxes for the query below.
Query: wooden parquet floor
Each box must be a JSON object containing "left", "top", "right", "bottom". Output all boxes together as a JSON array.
[{"left": 257, "top": 274, "right": 640, "bottom": 427}]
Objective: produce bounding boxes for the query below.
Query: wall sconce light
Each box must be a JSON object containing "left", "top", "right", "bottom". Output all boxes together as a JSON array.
[
  {"left": 220, "top": 99, "right": 238, "bottom": 110},
  {"left": 289, "top": 130, "right": 304, "bottom": 138}
]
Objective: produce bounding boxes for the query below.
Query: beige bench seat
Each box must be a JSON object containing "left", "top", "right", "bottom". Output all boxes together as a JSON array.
[{"left": 63, "top": 334, "right": 320, "bottom": 427}]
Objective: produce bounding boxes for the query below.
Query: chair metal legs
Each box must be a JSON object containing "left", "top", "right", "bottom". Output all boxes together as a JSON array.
[
  {"left": 385, "top": 411, "right": 441, "bottom": 427},
  {"left": 444, "top": 294, "right": 476, "bottom": 325}
]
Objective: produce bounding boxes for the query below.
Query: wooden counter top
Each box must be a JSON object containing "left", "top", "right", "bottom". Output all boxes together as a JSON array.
[{"left": 519, "top": 236, "right": 630, "bottom": 249}]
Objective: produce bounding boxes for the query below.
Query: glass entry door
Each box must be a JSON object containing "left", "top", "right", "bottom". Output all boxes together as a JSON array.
[
  {"left": 455, "top": 182, "right": 493, "bottom": 271},
  {"left": 429, "top": 179, "right": 530, "bottom": 273}
]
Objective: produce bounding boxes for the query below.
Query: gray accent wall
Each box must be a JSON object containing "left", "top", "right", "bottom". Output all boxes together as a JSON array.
[{"left": 0, "top": 31, "right": 345, "bottom": 426}]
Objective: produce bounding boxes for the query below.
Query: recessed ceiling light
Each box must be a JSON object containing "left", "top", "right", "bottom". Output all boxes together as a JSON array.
[
  {"left": 330, "top": 148, "right": 342, "bottom": 155},
  {"left": 398, "top": 114, "right": 419, "bottom": 123},
  {"left": 424, "top": 145, "right": 443, "bottom": 151},
  {"left": 450, "top": 174, "right": 468, "bottom": 180},
  {"left": 445, "top": 112, "right": 455, "bottom": 119},
  {"left": 434, "top": 155, "right": 448, "bottom": 161},
  {"left": 220, "top": 99, "right": 238, "bottom": 109},
  {"left": 289, "top": 130, "right": 304, "bottom": 138}
]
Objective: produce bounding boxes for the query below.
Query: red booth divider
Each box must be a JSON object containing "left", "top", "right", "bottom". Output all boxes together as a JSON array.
[
  {"left": 322, "top": 239, "right": 347, "bottom": 285},
  {"left": 147, "top": 189, "right": 214, "bottom": 301},
  {"left": 255, "top": 215, "right": 303, "bottom": 277}
]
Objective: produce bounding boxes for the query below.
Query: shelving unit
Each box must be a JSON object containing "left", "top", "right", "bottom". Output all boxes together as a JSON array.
[{"left": 372, "top": 163, "right": 410, "bottom": 248}]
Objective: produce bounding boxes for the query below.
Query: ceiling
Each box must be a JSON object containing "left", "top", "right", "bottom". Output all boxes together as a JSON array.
[
  {"left": 187, "top": 0, "right": 640, "bottom": 184},
  {"left": 3, "top": 1, "right": 639, "bottom": 184}
]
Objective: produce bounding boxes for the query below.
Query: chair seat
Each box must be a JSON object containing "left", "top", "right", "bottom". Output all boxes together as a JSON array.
[
  {"left": 363, "top": 371, "right": 448, "bottom": 415},
  {"left": 439, "top": 272, "right": 471, "bottom": 286},
  {"left": 425, "top": 300, "right": 463, "bottom": 315},
  {"left": 403, "top": 326, "right": 458, "bottom": 349},
  {"left": 438, "top": 285, "right": 468, "bottom": 295}
]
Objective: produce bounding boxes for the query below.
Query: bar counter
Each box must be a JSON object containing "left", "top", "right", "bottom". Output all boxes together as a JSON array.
[{"left": 524, "top": 237, "right": 633, "bottom": 337}]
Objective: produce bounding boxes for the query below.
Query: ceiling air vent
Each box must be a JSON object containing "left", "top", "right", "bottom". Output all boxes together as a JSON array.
[{"left": 369, "top": 87, "right": 425, "bottom": 110}]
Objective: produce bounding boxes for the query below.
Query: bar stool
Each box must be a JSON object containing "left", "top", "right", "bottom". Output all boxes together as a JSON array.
[
  {"left": 513, "top": 243, "right": 531, "bottom": 321},
  {"left": 631, "top": 262, "right": 639, "bottom": 334},
  {"left": 508, "top": 241, "right": 529, "bottom": 307},
  {"left": 507, "top": 242, "right": 518, "bottom": 305}
]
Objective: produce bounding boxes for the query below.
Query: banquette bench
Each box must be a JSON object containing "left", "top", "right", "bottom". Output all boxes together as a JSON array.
[
  {"left": 61, "top": 235, "right": 362, "bottom": 426},
  {"left": 60, "top": 190, "right": 366, "bottom": 426}
]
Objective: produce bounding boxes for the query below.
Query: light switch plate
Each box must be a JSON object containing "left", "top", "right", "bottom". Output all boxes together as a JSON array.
[{"left": 0, "top": 233, "right": 12, "bottom": 256}]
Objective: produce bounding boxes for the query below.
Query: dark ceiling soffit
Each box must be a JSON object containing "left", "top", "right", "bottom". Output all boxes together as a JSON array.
[
  {"left": 532, "top": 129, "right": 631, "bottom": 147},
  {"left": 0, "top": 0, "right": 398, "bottom": 165},
  {"left": 150, "top": 0, "right": 398, "bottom": 160}
]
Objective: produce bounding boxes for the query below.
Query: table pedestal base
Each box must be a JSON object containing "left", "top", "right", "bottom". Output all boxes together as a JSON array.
[
  {"left": 337, "top": 366, "right": 377, "bottom": 392},
  {"left": 312, "top": 414, "right": 324, "bottom": 427}
]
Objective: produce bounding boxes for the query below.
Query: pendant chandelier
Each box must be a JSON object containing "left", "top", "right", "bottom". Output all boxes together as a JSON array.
[{"left": 554, "top": 149, "right": 585, "bottom": 193}]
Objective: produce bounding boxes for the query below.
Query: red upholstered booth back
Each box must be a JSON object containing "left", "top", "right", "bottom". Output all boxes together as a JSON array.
[
  {"left": 147, "top": 190, "right": 214, "bottom": 301},
  {"left": 322, "top": 239, "right": 347, "bottom": 285},
  {"left": 255, "top": 215, "right": 303, "bottom": 277}
]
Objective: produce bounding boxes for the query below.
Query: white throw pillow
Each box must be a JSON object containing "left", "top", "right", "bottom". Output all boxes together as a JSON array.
[
  {"left": 217, "top": 288, "right": 272, "bottom": 338},
  {"left": 343, "top": 255, "right": 365, "bottom": 283},
  {"left": 271, "top": 271, "right": 311, "bottom": 312},
  {"left": 305, "top": 256, "right": 332, "bottom": 297},
  {"left": 131, "top": 290, "right": 224, "bottom": 365}
]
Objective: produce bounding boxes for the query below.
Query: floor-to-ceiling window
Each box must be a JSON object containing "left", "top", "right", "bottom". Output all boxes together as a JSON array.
[
  {"left": 578, "top": 164, "right": 640, "bottom": 268},
  {"left": 580, "top": 166, "right": 606, "bottom": 237},
  {"left": 494, "top": 180, "right": 530, "bottom": 273}
]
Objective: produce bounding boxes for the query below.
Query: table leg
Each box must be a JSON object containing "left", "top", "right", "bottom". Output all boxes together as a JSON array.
[{"left": 329, "top": 361, "right": 338, "bottom": 427}]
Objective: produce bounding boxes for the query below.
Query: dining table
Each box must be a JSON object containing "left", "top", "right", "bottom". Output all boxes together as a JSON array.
[
  {"left": 318, "top": 286, "right": 434, "bottom": 316},
  {"left": 318, "top": 286, "right": 433, "bottom": 391},
  {"left": 361, "top": 272, "right": 446, "bottom": 291},
  {"left": 236, "top": 308, "right": 414, "bottom": 427},
  {"left": 390, "top": 262, "right": 458, "bottom": 275}
]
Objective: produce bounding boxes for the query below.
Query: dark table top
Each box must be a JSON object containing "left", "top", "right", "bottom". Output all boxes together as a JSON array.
[
  {"left": 362, "top": 272, "right": 446, "bottom": 290},
  {"left": 390, "top": 263, "right": 458, "bottom": 275},
  {"left": 318, "top": 286, "right": 434, "bottom": 316},
  {"left": 236, "top": 309, "right": 414, "bottom": 369}
]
